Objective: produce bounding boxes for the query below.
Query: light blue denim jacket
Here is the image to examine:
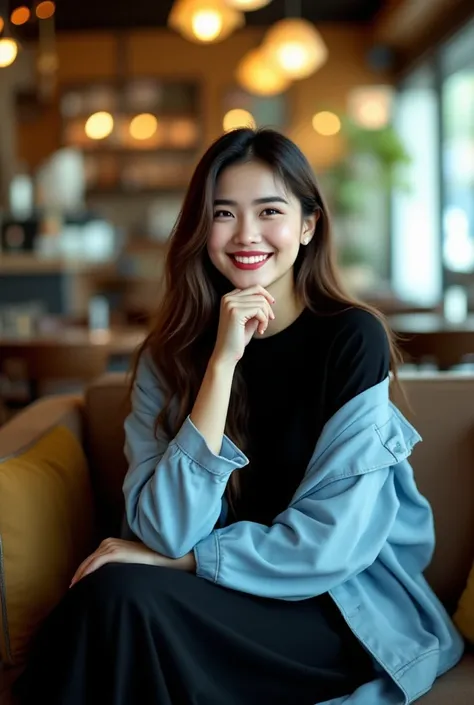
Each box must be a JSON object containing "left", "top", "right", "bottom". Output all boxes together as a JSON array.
[{"left": 122, "top": 353, "right": 464, "bottom": 705}]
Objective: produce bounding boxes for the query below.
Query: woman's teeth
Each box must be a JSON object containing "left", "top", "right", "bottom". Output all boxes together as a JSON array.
[{"left": 233, "top": 255, "right": 270, "bottom": 264}]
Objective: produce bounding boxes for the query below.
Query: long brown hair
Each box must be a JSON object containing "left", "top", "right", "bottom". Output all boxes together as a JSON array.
[{"left": 130, "top": 128, "right": 404, "bottom": 503}]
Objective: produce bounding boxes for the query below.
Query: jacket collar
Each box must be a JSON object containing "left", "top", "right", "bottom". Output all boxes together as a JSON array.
[
  {"left": 301, "top": 377, "right": 422, "bottom": 487},
  {"left": 320, "top": 376, "right": 393, "bottom": 447}
]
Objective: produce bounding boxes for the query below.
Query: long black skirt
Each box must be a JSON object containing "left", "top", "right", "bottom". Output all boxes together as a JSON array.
[{"left": 17, "top": 564, "right": 375, "bottom": 705}]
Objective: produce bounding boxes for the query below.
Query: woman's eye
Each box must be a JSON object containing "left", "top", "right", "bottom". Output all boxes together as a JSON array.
[
  {"left": 261, "top": 208, "right": 281, "bottom": 216},
  {"left": 213, "top": 210, "right": 233, "bottom": 219}
]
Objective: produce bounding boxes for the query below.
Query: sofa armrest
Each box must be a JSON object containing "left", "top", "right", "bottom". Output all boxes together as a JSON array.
[
  {"left": 0, "top": 394, "right": 96, "bottom": 676},
  {"left": 0, "top": 394, "right": 84, "bottom": 460}
]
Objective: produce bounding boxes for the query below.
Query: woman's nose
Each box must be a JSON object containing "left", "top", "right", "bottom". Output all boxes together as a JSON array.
[{"left": 234, "top": 216, "right": 260, "bottom": 244}]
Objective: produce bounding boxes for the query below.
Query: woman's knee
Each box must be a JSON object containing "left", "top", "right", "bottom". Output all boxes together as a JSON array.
[{"left": 70, "top": 563, "right": 190, "bottom": 609}]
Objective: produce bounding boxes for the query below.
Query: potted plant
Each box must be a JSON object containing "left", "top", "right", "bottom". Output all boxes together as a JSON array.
[{"left": 323, "top": 116, "right": 412, "bottom": 293}]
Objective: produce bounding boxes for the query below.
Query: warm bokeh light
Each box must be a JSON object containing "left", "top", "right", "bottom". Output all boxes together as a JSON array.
[
  {"left": 129, "top": 113, "right": 158, "bottom": 140},
  {"left": 168, "top": 0, "right": 244, "bottom": 44},
  {"left": 236, "top": 48, "right": 290, "bottom": 96},
  {"left": 225, "top": 0, "right": 271, "bottom": 9},
  {"left": 168, "top": 118, "right": 198, "bottom": 147},
  {"left": 36, "top": 1, "right": 56, "bottom": 20},
  {"left": 312, "top": 111, "right": 341, "bottom": 136},
  {"left": 11, "top": 6, "right": 30, "bottom": 25},
  {"left": 353, "top": 99, "right": 388, "bottom": 129},
  {"left": 0, "top": 38, "right": 19, "bottom": 68},
  {"left": 263, "top": 19, "right": 328, "bottom": 80},
  {"left": 223, "top": 108, "right": 256, "bottom": 132},
  {"left": 192, "top": 9, "right": 223, "bottom": 41},
  {"left": 85, "top": 112, "right": 114, "bottom": 140},
  {"left": 0, "top": 17, "right": 4, "bottom": 33},
  {"left": 348, "top": 86, "right": 394, "bottom": 130}
]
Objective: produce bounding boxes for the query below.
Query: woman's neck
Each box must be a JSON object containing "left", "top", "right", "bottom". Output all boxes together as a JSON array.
[{"left": 260, "top": 276, "right": 304, "bottom": 339}]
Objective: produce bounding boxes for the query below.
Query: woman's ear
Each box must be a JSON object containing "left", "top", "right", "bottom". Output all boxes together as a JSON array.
[{"left": 301, "top": 210, "right": 320, "bottom": 246}]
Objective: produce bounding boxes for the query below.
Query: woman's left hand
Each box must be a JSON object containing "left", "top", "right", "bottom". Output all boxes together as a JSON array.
[{"left": 70, "top": 538, "right": 196, "bottom": 587}]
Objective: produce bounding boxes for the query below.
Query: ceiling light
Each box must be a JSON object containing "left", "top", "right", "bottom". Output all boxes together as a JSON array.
[
  {"left": 169, "top": 0, "right": 244, "bottom": 44},
  {"left": 236, "top": 47, "right": 290, "bottom": 96},
  {"left": 192, "top": 9, "right": 222, "bottom": 41},
  {"left": 262, "top": 18, "right": 328, "bottom": 80}
]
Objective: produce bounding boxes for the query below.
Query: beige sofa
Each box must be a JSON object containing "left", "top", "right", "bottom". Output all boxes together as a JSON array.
[{"left": 0, "top": 372, "right": 474, "bottom": 703}]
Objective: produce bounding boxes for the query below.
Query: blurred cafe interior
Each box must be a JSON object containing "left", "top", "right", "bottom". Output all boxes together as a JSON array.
[{"left": 1, "top": 0, "right": 474, "bottom": 420}]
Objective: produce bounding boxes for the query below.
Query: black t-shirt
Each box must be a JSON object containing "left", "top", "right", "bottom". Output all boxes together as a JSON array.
[{"left": 229, "top": 306, "right": 390, "bottom": 526}]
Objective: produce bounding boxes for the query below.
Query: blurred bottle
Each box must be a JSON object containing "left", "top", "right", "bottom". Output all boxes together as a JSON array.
[
  {"left": 88, "top": 295, "right": 110, "bottom": 332},
  {"left": 443, "top": 285, "right": 468, "bottom": 323}
]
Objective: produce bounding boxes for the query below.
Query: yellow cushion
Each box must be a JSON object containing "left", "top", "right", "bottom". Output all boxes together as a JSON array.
[
  {"left": 453, "top": 562, "right": 474, "bottom": 644},
  {"left": 0, "top": 425, "right": 95, "bottom": 667}
]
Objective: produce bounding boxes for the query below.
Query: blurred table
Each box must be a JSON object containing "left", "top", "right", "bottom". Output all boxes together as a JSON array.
[
  {"left": 388, "top": 313, "right": 474, "bottom": 369},
  {"left": 0, "top": 325, "right": 148, "bottom": 403},
  {"left": 389, "top": 313, "right": 474, "bottom": 333},
  {"left": 0, "top": 325, "right": 147, "bottom": 356}
]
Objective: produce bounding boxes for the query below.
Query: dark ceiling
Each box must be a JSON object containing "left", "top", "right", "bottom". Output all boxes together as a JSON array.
[{"left": 10, "top": 0, "right": 385, "bottom": 34}]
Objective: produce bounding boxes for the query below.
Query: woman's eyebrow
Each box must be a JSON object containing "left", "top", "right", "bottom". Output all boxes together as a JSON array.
[{"left": 213, "top": 196, "right": 288, "bottom": 206}]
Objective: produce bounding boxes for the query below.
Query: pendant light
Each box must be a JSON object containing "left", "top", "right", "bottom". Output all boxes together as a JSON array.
[
  {"left": 168, "top": 0, "right": 245, "bottom": 44},
  {"left": 0, "top": 36, "right": 18, "bottom": 67},
  {"left": 0, "top": 1, "right": 19, "bottom": 69},
  {"left": 262, "top": 0, "right": 327, "bottom": 80},
  {"left": 10, "top": 6, "right": 31, "bottom": 26},
  {"left": 224, "top": 0, "right": 272, "bottom": 10},
  {"left": 236, "top": 47, "right": 290, "bottom": 96},
  {"left": 35, "top": 2, "right": 56, "bottom": 20}
]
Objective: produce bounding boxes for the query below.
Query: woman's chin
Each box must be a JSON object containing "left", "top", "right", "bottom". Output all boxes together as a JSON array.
[{"left": 226, "top": 270, "right": 275, "bottom": 291}]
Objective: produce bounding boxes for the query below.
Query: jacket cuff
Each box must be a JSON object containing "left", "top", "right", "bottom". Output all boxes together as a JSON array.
[
  {"left": 174, "top": 415, "right": 249, "bottom": 477},
  {"left": 194, "top": 532, "right": 220, "bottom": 582}
]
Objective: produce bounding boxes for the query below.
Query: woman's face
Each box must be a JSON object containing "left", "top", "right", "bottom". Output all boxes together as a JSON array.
[{"left": 207, "top": 160, "right": 316, "bottom": 292}]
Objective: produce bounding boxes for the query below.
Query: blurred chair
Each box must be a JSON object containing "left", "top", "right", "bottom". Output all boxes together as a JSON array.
[
  {"left": 0, "top": 343, "right": 110, "bottom": 403},
  {"left": 396, "top": 332, "right": 474, "bottom": 370}
]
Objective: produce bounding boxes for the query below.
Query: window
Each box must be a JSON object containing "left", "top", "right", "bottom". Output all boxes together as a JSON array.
[
  {"left": 440, "top": 20, "right": 474, "bottom": 274},
  {"left": 392, "top": 64, "right": 442, "bottom": 305}
]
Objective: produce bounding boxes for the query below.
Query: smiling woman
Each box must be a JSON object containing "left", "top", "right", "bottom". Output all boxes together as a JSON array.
[
  {"left": 208, "top": 161, "right": 316, "bottom": 300},
  {"left": 16, "top": 128, "right": 463, "bottom": 705}
]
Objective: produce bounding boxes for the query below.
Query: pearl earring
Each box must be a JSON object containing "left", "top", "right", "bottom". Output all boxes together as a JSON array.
[{"left": 303, "top": 237, "right": 310, "bottom": 245}]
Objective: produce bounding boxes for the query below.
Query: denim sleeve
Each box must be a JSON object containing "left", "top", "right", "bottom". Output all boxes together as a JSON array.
[
  {"left": 122, "top": 352, "right": 249, "bottom": 557},
  {"left": 194, "top": 467, "right": 398, "bottom": 600}
]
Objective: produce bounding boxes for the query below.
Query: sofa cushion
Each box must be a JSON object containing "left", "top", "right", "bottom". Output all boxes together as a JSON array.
[
  {"left": 84, "top": 373, "right": 130, "bottom": 537},
  {"left": 394, "top": 373, "right": 474, "bottom": 609},
  {"left": 417, "top": 654, "right": 474, "bottom": 702},
  {"left": 454, "top": 563, "right": 474, "bottom": 644},
  {"left": 0, "top": 403, "right": 95, "bottom": 668}
]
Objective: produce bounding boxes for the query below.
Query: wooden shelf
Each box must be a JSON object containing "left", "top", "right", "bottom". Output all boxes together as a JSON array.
[
  {"left": 0, "top": 254, "right": 117, "bottom": 276},
  {"left": 86, "top": 184, "right": 187, "bottom": 196}
]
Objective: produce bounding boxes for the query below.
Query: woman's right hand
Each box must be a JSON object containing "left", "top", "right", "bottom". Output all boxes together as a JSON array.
[{"left": 212, "top": 285, "right": 275, "bottom": 366}]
